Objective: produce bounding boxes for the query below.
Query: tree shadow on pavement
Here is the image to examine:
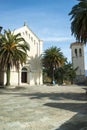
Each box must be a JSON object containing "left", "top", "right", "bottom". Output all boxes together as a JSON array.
[
  {"left": 55, "top": 120, "right": 87, "bottom": 130},
  {"left": 0, "top": 88, "right": 87, "bottom": 101},
  {"left": 44, "top": 102, "right": 87, "bottom": 114},
  {"left": 0, "top": 86, "right": 87, "bottom": 129},
  {"left": 55, "top": 115, "right": 87, "bottom": 130},
  {"left": 44, "top": 102, "right": 87, "bottom": 130}
]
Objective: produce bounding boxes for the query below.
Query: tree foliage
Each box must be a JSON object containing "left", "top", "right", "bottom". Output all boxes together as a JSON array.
[
  {"left": 43, "top": 46, "right": 77, "bottom": 84},
  {"left": 43, "top": 46, "right": 66, "bottom": 83},
  {"left": 55, "top": 62, "right": 77, "bottom": 84},
  {"left": 69, "top": 0, "right": 87, "bottom": 43}
]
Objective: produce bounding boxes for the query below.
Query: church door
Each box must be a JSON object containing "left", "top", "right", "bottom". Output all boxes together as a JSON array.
[{"left": 21, "top": 68, "right": 27, "bottom": 83}]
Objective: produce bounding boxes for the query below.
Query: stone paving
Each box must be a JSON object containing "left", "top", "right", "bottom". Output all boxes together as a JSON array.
[{"left": 0, "top": 84, "right": 87, "bottom": 130}]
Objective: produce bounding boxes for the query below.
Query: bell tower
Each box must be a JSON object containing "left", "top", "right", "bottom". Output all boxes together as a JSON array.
[{"left": 70, "top": 42, "right": 85, "bottom": 83}]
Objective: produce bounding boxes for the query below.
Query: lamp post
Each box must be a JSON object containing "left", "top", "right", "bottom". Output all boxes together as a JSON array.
[
  {"left": 0, "top": 26, "right": 4, "bottom": 86},
  {"left": 52, "top": 66, "right": 55, "bottom": 85}
]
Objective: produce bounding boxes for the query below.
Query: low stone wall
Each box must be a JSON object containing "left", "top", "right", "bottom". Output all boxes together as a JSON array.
[{"left": 74, "top": 75, "right": 86, "bottom": 84}]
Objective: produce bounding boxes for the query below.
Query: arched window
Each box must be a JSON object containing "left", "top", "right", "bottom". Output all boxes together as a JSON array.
[
  {"left": 75, "top": 49, "right": 77, "bottom": 57},
  {"left": 79, "top": 48, "right": 82, "bottom": 56}
]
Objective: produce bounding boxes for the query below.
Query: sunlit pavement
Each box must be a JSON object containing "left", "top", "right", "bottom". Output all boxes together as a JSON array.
[{"left": 0, "top": 84, "right": 87, "bottom": 130}]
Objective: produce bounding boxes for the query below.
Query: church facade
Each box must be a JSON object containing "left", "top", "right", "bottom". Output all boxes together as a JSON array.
[{"left": 3, "top": 24, "right": 43, "bottom": 86}]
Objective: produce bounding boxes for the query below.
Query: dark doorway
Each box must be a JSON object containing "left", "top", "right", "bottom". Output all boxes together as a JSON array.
[{"left": 21, "top": 68, "right": 27, "bottom": 83}]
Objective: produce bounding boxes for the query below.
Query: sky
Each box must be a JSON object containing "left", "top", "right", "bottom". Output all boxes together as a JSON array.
[{"left": 0, "top": 0, "right": 87, "bottom": 69}]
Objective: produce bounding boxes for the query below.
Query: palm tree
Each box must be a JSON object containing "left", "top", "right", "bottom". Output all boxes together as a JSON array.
[
  {"left": 69, "top": 0, "right": 87, "bottom": 43},
  {"left": 29, "top": 55, "right": 42, "bottom": 72},
  {"left": 55, "top": 62, "right": 77, "bottom": 84},
  {"left": 43, "top": 46, "right": 66, "bottom": 83},
  {"left": 0, "top": 29, "right": 29, "bottom": 86},
  {"left": 28, "top": 55, "right": 42, "bottom": 85},
  {"left": 62, "top": 62, "right": 77, "bottom": 84}
]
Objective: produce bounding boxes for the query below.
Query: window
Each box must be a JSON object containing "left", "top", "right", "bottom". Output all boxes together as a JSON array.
[
  {"left": 25, "top": 31, "right": 28, "bottom": 35},
  {"left": 34, "top": 40, "right": 36, "bottom": 45},
  {"left": 75, "top": 49, "right": 77, "bottom": 57},
  {"left": 29, "top": 34, "right": 30, "bottom": 38},
  {"left": 23, "top": 32, "right": 25, "bottom": 35},
  {"left": 79, "top": 48, "right": 82, "bottom": 56},
  {"left": 31, "top": 37, "right": 33, "bottom": 41}
]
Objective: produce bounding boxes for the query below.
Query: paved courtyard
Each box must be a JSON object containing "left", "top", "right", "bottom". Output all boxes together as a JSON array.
[{"left": 0, "top": 84, "right": 87, "bottom": 130}]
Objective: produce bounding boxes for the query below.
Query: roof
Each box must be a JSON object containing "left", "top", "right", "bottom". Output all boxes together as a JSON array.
[
  {"left": 70, "top": 42, "right": 84, "bottom": 48},
  {"left": 14, "top": 23, "right": 43, "bottom": 42}
]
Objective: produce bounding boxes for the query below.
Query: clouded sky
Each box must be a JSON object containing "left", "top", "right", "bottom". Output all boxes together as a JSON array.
[{"left": 0, "top": 0, "right": 87, "bottom": 69}]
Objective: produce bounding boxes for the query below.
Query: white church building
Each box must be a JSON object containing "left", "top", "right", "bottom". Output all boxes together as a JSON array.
[{"left": 3, "top": 24, "right": 43, "bottom": 86}]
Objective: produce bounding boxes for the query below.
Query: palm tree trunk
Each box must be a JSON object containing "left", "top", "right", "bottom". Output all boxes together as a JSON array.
[
  {"left": 6, "top": 63, "right": 10, "bottom": 86},
  {"left": 0, "top": 66, "right": 4, "bottom": 86}
]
